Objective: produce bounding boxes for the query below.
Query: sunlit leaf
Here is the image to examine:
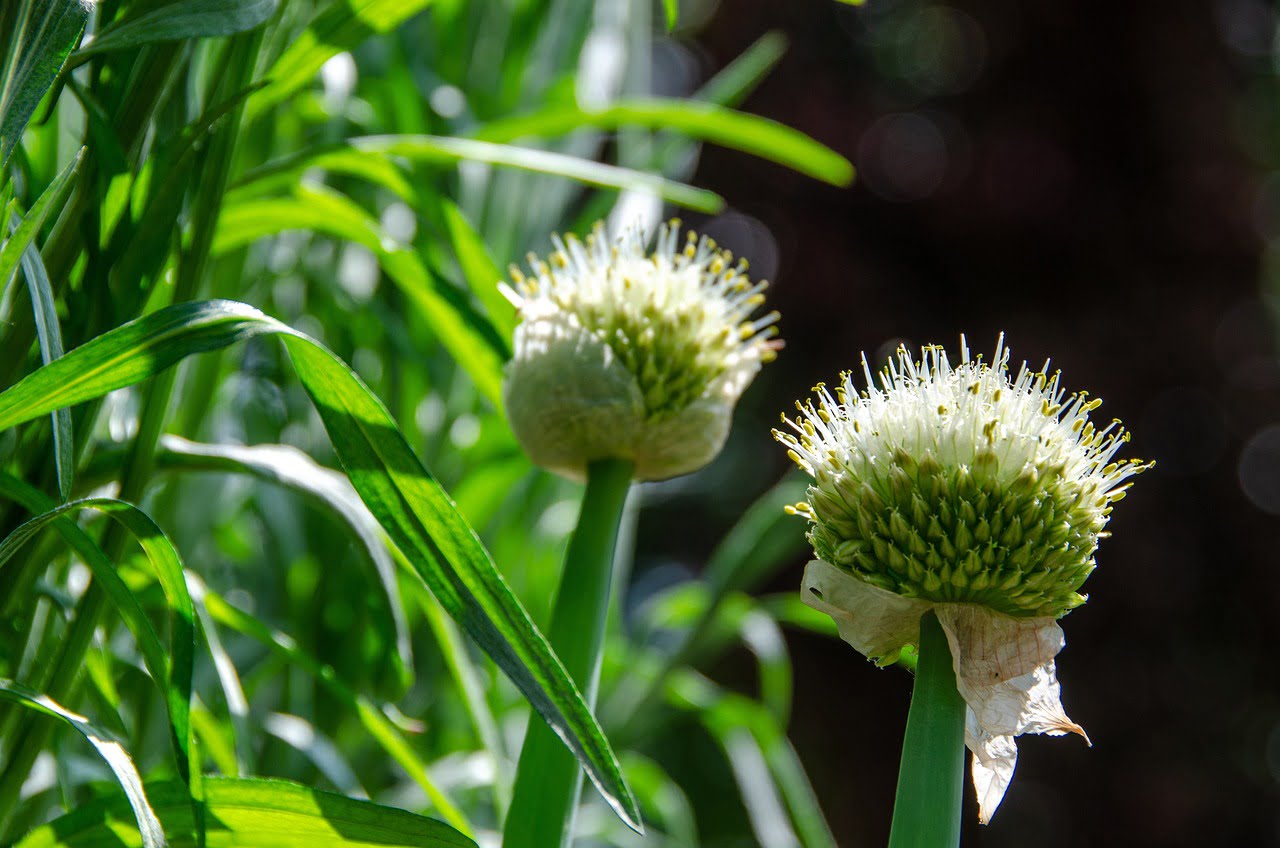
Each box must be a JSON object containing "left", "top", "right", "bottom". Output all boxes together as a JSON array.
[
  {"left": 77, "top": 0, "right": 279, "bottom": 59},
  {"left": 151, "top": 435, "right": 413, "bottom": 686},
  {"left": 0, "top": 149, "right": 83, "bottom": 500},
  {"left": 16, "top": 777, "right": 475, "bottom": 847},
  {"left": 474, "top": 98, "right": 854, "bottom": 187},
  {"left": 234, "top": 136, "right": 724, "bottom": 214},
  {"left": 0, "top": 679, "right": 166, "bottom": 848}
]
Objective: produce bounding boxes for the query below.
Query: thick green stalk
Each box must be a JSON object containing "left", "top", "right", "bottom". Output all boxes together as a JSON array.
[
  {"left": 887, "top": 611, "right": 967, "bottom": 848},
  {"left": 503, "top": 458, "right": 634, "bottom": 848}
]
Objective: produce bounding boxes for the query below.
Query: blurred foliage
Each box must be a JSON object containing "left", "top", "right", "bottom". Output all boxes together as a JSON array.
[{"left": 0, "top": 0, "right": 853, "bottom": 845}]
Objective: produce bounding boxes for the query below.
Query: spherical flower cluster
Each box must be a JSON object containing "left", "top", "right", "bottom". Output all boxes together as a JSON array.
[
  {"left": 777, "top": 337, "right": 1146, "bottom": 618},
  {"left": 502, "top": 220, "right": 780, "bottom": 481},
  {"left": 775, "top": 337, "right": 1149, "bottom": 822}
]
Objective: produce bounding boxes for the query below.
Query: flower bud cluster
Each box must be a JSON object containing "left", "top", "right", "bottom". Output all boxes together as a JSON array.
[
  {"left": 502, "top": 220, "right": 780, "bottom": 481},
  {"left": 776, "top": 338, "right": 1149, "bottom": 618}
]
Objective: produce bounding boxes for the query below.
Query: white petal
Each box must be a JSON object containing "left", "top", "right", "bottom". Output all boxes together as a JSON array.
[
  {"left": 934, "top": 606, "right": 1089, "bottom": 823},
  {"left": 800, "top": 560, "right": 931, "bottom": 665},
  {"left": 966, "top": 721, "right": 1017, "bottom": 826}
]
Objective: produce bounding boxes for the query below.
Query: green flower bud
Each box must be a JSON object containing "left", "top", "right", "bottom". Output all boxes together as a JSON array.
[{"left": 503, "top": 221, "right": 779, "bottom": 481}]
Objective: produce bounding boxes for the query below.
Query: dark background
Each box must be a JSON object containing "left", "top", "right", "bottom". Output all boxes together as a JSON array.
[{"left": 644, "top": 0, "right": 1280, "bottom": 845}]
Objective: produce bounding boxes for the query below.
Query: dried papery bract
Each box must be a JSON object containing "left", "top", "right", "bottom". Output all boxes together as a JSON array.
[
  {"left": 503, "top": 219, "right": 780, "bottom": 481},
  {"left": 776, "top": 337, "right": 1149, "bottom": 822}
]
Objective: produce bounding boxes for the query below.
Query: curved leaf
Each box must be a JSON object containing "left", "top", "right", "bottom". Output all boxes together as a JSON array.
[
  {"left": 152, "top": 435, "right": 413, "bottom": 687},
  {"left": 16, "top": 776, "right": 475, "bottom": 848},
  {"left": 473, "top": 98, "right": 854, "bottom": 187},
  {"left": 234, "top": 135, "right": 724, "bottom": 213},
  {"left": 0, "top": 300, "right": 641, "bottom": 831},
  {"left": 77, "top": 0, "right": 279, "bottom": 59},
  {"left": 0, "top": 476, "right": 196, "bottom": 786},
  {"left": 0, "top": 0, "right": 88, "bottom": 169},
  {"left": 0, "top": 679, "right": 165, "bottom": 848},
  {"left": 189, "top": 575, "right": 469, "bottom": 835},
  {"left": 1, "top": 150, "right": 83, "bottom": 500}
]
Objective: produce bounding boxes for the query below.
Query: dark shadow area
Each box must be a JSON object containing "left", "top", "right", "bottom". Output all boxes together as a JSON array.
[{"left": 633, "top": 1, "right": 1280, "bottom": 845}]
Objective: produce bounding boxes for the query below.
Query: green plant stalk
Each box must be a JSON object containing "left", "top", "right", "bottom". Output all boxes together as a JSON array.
[
  {"left": 887, "top": 611, "right": 967, "bottom": 848},
  {"left": 503, "top": 457, "right": 634, "bottom": 848}
]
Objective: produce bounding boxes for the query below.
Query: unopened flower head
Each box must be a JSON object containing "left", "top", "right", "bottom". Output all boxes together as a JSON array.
[
  {"left": 776, "top": 336, "right": 1149, "bottom": 618},
  {"left": 502, "top": 220, "right": 780, "bottom": 481}
]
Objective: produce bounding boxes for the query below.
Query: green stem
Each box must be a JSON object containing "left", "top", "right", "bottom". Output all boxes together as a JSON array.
[
  {"left": 502, "top": 458, "right": 634, "bottom": 848},
  {"left": 887, "top": 611, "right": 967, "bottom": 848}
]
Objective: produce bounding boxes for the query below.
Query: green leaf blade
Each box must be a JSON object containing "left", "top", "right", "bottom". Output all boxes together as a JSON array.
[
  {"left": 77, "top": 0, "right": 280, "bottom": 58},
  {"left": 234, "top": 136, "right": 725, "bottom": 214},
  {"left": 17, "top": 777, "right": 476, "bottom": 847},
  {"left": 0, "top": 1, "right": 88, "bottom": 169},
  {"left": 0, "top": 680, "right": 166, "bottom": 848},
  {"left": 1, "top": 150, "right": 83, "bottom": 500},
  {"left": 0, "top": 492, "right": 197, "bottom": 785},
  {"left": 474, "top": 98, "right": 855, "bottom": 187}
]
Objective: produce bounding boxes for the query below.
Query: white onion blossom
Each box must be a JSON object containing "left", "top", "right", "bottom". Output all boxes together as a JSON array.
[
  {"left": 502, "top": 220, "right": 780, "bottom": 481},
  {"left": 775, "top": 337, "right": 1149, "bottom": 822}
]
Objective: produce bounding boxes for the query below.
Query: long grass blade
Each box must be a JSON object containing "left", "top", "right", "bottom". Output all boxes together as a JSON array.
[
  {"left": 0, "top": 0, "right": 88, "bottom": 169},
  {"left": 473, "top": 98, "right": 854, "bottom": 187},
  {"left": 152, "top": 435, "right": 414, "bottom": 687},
  {"left": 76, "top": 0, "right": 279, "bottom": 59},
  {"left": 0, "top": 475, "right": 197, "bottom": 788},
  {"left": 0, "top": 494, "right": 196, "bottom": 783},
  {"left": 0, "top": 679, "right": 166, "bottom": 848},
  {"left": 233, "top": 136, "right": 724, "bottom": 213},
  {"left": 214, "top": 184, "right": 507, "bottom": 407},
  {"left": 16, "top": 777, "right": 476, "bottom": 847},
  {"left": 1, "top": 150, "right": 83, "bottom": 500}
]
